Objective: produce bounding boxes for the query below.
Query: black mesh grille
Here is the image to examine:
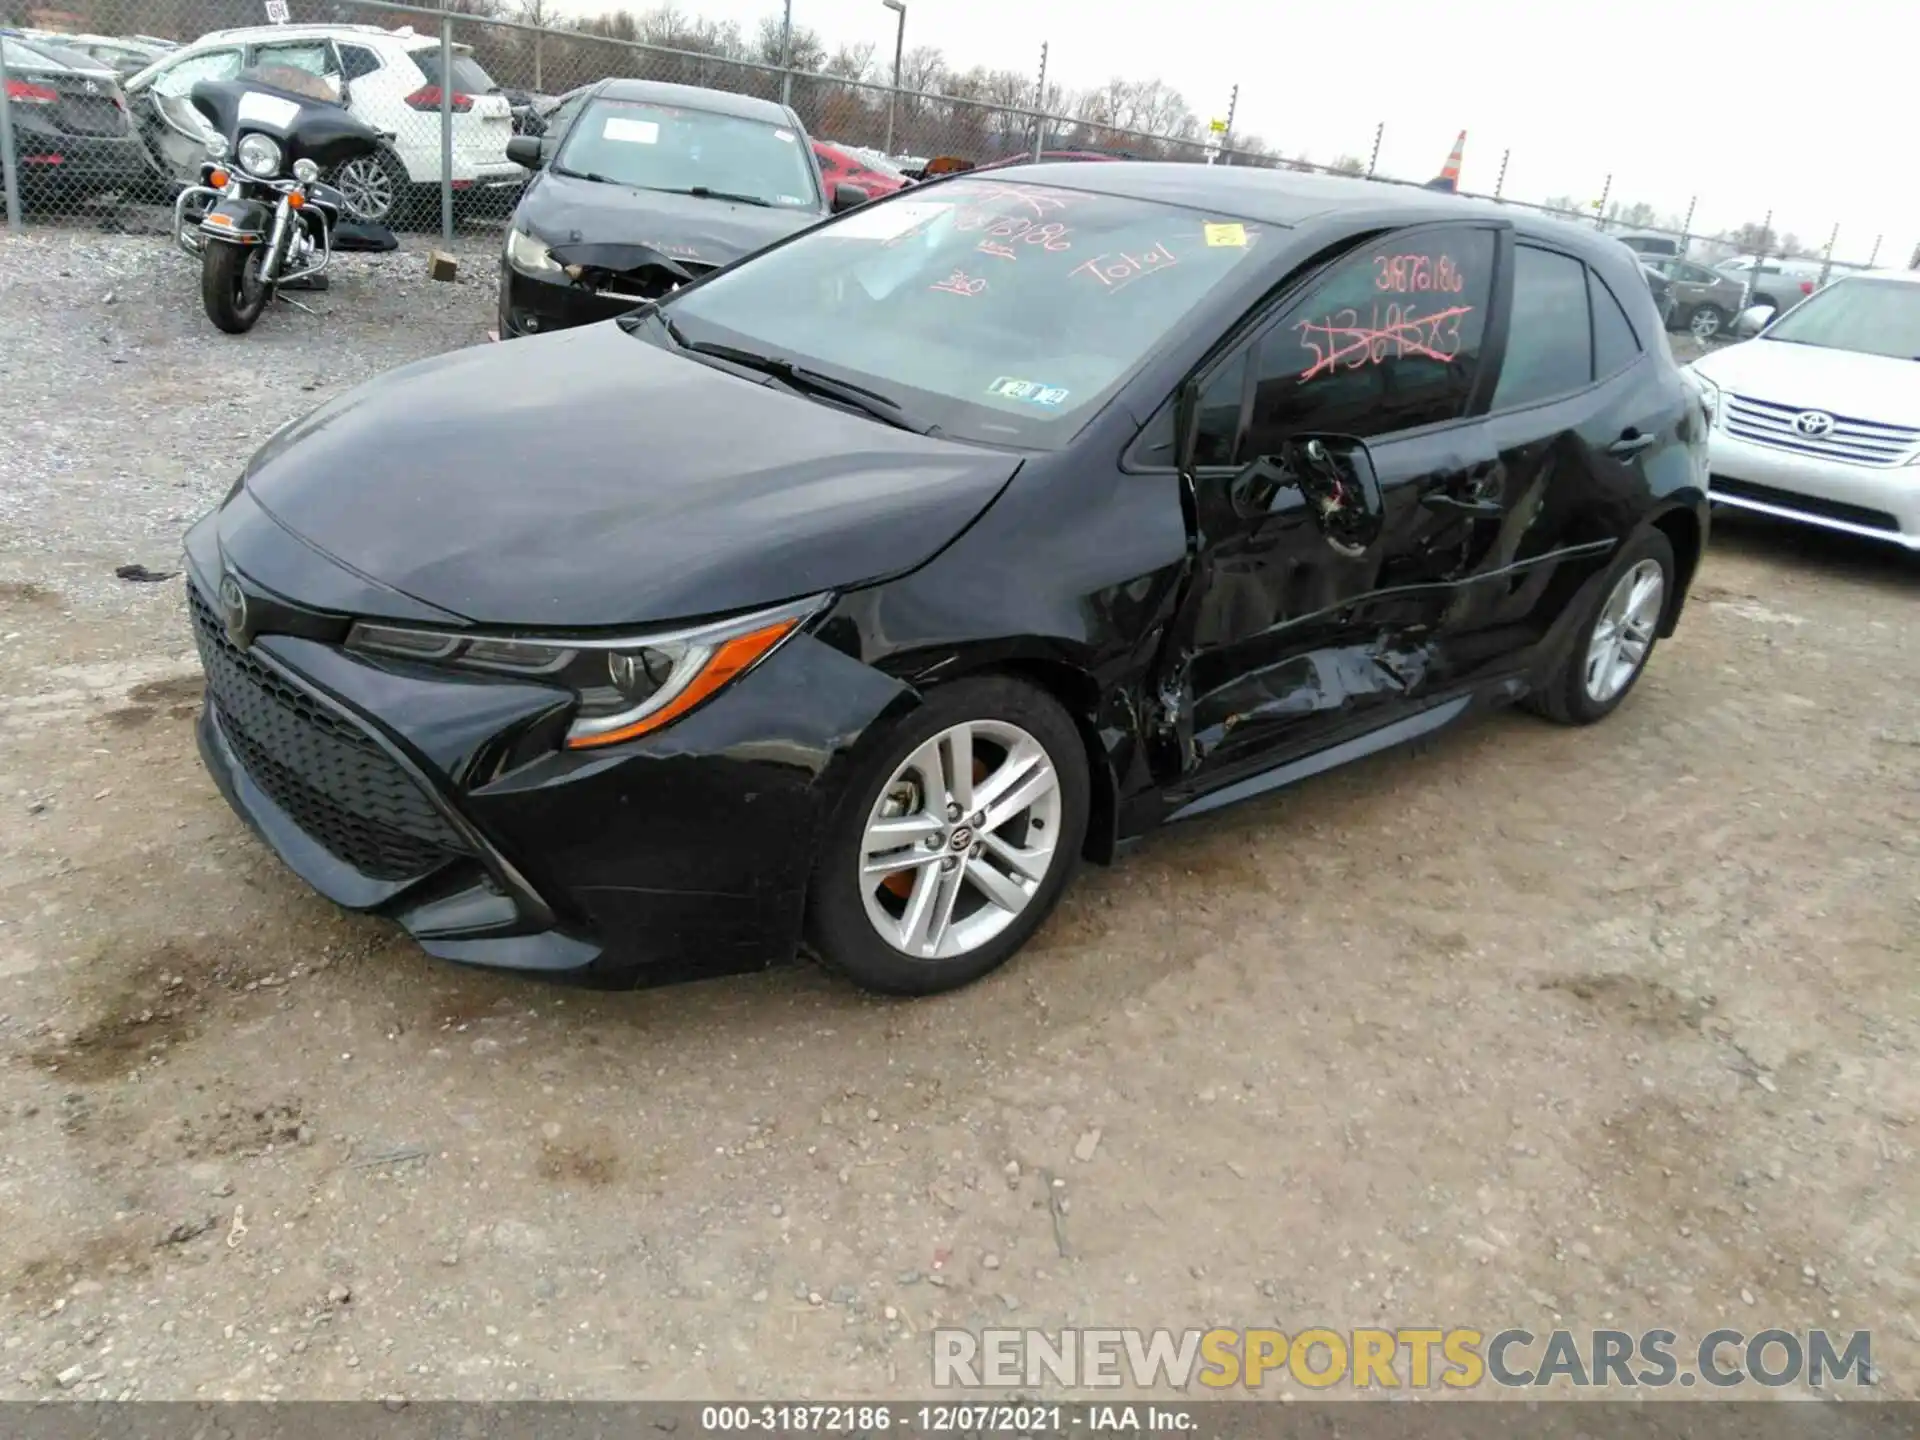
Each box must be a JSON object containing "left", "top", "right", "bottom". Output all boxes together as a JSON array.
[{"left": 189, "top": 581, "right": 467, "bottom": 882}]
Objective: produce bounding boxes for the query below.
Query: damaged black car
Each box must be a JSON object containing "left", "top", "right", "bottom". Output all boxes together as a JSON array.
[
  {"left": 496, "top": 78, "right": 868, "bottom": 337},
  {"left": 188, "top": 164, "right": 1708, "bottom": 996}
]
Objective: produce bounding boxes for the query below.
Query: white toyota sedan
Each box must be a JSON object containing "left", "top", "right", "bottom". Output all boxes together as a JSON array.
[{"left": 1688, "top": 270, "right": 1920, "bottom": 551}]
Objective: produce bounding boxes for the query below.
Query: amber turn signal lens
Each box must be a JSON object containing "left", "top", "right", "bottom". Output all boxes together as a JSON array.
[
  {"left": 286, "top": 190, "right": 304, "bottom": 208},
  {"left": 563, "top": 618, "right": 799, "bottom": 750},
  {"left": 208, "top": 168, "right": 229, "bottom": 188}
]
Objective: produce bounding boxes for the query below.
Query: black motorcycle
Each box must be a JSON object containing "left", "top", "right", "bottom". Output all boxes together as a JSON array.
[{"left": 172, "top": 70, "right": 398, "bottom": 334}]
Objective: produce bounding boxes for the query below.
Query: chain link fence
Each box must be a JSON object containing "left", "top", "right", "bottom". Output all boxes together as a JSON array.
[{"left": 4, "top": 0, "right": 1915, "bottom": 310}]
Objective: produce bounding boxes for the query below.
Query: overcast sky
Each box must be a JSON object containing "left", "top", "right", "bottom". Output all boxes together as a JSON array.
[{"left": 547, "top": 0, "right": 1914, "bottom": 263}]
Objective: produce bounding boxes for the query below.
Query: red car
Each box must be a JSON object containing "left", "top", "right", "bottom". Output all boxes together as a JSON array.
[{"left": 811, "top": 140, "right": 908, "bottom": 200}]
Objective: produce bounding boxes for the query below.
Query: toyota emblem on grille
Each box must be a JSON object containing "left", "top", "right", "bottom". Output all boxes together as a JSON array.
[
  {"left": 218, "top": 575, "right": 251, "bottom": 647},
  {"left": 1793, "top": 410, "right": 1836, "bottom": 438}
]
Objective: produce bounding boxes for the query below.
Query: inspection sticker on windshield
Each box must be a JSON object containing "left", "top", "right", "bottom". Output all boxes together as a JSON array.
[
  {"left": 829, "top": 200, "right": 952, "bottom": 240},
  {"left": 988, "top": 376, "right": 1070, "bottom": 408},
  {"left": 603, "top": 117, "right": 660, "bottom": 144},
  {"left": 1204, "top": 221, "right": 1249, "bottom": 247},
  {"left": 773, "top": 128, "right": 796, "bottom": 143}
]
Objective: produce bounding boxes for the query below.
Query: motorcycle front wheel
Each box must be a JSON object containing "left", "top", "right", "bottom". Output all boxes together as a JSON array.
[{"left": 201, "top": 240, "right": 271, "bottom": 335}]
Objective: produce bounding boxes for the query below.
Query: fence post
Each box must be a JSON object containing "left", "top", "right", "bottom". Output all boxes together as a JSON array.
[
  {"left": 1744, "top": 209, "right": 1772, "bottom": 311},
  {"left": 778, "top": 0, "right": 793, "bottom": 107},
  {"left": 0, "top": 37, "right": 21, "bottom": 232},
  {"left": 1865, "top": 234, "right": 1881, "bottom": 268},
  {"left": 1680, "top": 195, "right": 1696, "bottom": 252},
  {"left": 1031, "top": 41, "right": 1047, "bottom": 161},
  {"left": 439, "top": 16, "right": 454, "bottom": 246},
  {"left": 1593, "top": 173, "right": 1612, "bottom": 228},
  {"left": 533, "top": 30, "right": 543, "bottom": 93},
  {"left": 1366, "top": 122, "right": 1382, "bottom": 179},
  {"left": 1817, "top": 222, "right": 1838, "bottom": 289}
]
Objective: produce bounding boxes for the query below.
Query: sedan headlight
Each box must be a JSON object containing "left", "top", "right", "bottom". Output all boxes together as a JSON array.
[
  {"left": 236, "top": 132, "right": 282, "bottom": 178},
  {"left": 505, "top": 225, "right": 563, "bottom": 276},
  {"left": 346, "top": 594, "right": 829, "bottom": 749}
]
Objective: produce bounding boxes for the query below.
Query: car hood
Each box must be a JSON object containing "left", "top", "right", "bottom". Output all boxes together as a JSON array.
[
  {"left": 517, "top": 170, "right": 819, "bottom": 271},
  {"left": 232, "top": 321, "right": 1022, "bottom": 627},
  {"left": 1692, "top": 339, "right": 1920, "bottom": 425}
]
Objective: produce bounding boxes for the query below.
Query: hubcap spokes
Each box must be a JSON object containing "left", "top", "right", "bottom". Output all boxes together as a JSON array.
[
  {"left": 338, "top": 159, "right": 392, "bottom": 219},
  {"left": 859, "top": 720, "right": 1061, "bottom": 960},
  {"left": 1584, "top": 559, "right": 1665, "bottom": 703}
]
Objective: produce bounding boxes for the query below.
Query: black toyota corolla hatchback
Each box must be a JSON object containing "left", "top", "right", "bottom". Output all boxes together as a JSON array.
[{"left": 185, "top": 164, "right": 1709, "bottom": 996}]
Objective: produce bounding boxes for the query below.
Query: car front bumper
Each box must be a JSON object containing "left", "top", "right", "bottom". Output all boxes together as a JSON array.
[
  {"left": 497, "top": 257, "right": 653, "bottom": 338},
  {"left": 182, "top": 546, "right": 911, "bottom": 986},
  {"left": 1707, "top": 427, "right": 1920, "bottom": 550}
]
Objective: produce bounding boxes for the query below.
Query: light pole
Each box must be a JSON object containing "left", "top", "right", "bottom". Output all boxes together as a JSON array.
[{"left": 882, "top": 0, "right": 906, "bottom": 158}]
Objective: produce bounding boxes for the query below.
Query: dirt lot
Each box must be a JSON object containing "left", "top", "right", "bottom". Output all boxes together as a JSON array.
[{"left": 0, "top": 225, "right": 1916, "bottom": 1404}]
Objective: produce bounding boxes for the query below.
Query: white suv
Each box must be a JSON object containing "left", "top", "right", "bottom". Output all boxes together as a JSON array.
[{"left": 125, "top": 23, "right": 521, "bottom": 222}]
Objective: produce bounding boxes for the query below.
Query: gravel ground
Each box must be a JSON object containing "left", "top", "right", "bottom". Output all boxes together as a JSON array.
[{"left": 0, "top": 225, "right": 1917, "bottom": 1404}]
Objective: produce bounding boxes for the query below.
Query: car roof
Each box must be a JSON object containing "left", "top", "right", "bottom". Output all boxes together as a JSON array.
[
  {"left": 979, "top": 162, "right": 1631, "bottom": 251},
  {"left": 192, "top": 23, "right": 442, "bottom": 48},
  {"left": 588, "top": 77, "right": 792, "bottom": 123},
  {"left": 1848, "top": 269, "right": 1920, "bottom": 286}
]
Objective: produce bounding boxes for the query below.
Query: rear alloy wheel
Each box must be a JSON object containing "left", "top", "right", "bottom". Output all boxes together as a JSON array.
[
  {"left": 1526, "top": 528, "right": 1675, "bottom": 725},
  {"left": 331, "top": 149, "right": 406, "bottom": 224},
  {"left": 808, "top": 678, "right": 1088, "bottom": 995},
  {"left": 1687, "top": 304, "right": 1726, "bottom": 342}
]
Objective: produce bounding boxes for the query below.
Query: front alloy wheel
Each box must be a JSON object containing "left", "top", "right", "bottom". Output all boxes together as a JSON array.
[
  {"left": 332, "top": 151, "right": 401, "bottom": 223},
  {"left": 1688, "top": 304, "right": 1724, "bottom": 342},
  {"left": 859, "top": 719, "right": 1062, "bottom": 960},
  {"left": 808, "top": 677, "right": 1089, "bottom": 995}
]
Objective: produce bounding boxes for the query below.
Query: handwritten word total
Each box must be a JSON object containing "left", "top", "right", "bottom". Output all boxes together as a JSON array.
[
  {"left": 1296, "top": 303, "right": 1474, "bottom": 381},
  {"left": 1071, "top": 243, "right": 1178, "bottom": 294}
]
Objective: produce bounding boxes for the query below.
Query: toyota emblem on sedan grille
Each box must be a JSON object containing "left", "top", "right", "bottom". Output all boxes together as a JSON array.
[
  {"left": 218, "top": 574, "right": 251, "bottom": 647},
  {"left": 1793, "top": 410, "right": 1836, "bottom": 437}
]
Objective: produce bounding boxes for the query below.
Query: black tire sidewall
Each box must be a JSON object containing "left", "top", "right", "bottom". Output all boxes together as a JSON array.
[
  {"left": 1555, "top": 528, "right": 1677, "bottom": 724},
  {"left": 202, "top": 242, "right": 268, "bottom": 334},
  {"left": 805, "top": 677, "right": 1090, "bottom": 996}
]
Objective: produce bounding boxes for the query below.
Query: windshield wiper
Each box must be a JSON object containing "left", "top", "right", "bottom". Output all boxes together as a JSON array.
[
  {"left": 656, "top": 185, "right": 774, "bottom": 208},
  {"left": 552, "top": 163, "right": 622, "bottom": 186},
  {"left": 679, "top": 339, "right": 928, "bottom": 433}
]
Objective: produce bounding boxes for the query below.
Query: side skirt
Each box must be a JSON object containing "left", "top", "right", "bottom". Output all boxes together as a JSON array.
[{"left": 1163, "top": 691, "right": 1484, "bottom": 825}]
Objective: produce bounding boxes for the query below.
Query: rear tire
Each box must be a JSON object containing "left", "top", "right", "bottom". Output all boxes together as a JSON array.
[
  {"left": 805, "top": 677, "right": 1089, "bottom": 996},
  {"left": 201, "top": 241, "right": 270, "bottom": 334},
  {"left": 1526, "top": 529, "right": 1675, "bottom": 726}
]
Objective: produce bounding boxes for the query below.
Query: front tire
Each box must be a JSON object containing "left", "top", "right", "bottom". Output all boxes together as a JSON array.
[
  {"left": 1526, "top": 529, "right": 1675, "bottom": 725},
  {"left": 201, "top": 241, "right": 270, "bottom": 334},
  {"left": 1686, "top": 303, "right": 1726, "bottom": 342},
  {"left": 805, "top": 677, "right": 1090, "bottom": 996}
]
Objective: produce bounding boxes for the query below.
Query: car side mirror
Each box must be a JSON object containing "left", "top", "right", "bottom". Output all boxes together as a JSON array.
[
  {"left": 1733, "top": 304, "right": 1774, "bottom": 337},
  {"left": 831, "top": 182, "right": 870, "bottom": 213},
  {"left": 506, "top": 134, "right": 543, "bottom": 170},
  {"left": 1232, "top": 436, "right": 1384, "bottom": 555}
]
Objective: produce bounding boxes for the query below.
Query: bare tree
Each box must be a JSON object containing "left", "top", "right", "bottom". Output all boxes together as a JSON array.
[{"left": 1328, "top": 154, "right": 1365, "bottom": 176}]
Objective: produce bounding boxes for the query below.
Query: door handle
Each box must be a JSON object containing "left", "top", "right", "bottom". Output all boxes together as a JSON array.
[{"left": 1608, "top": 430, "right": 1658, "bottom": 458}]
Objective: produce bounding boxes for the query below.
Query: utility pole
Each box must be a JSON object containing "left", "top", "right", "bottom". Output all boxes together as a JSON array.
[
  {"left": 1366, "top": 122, "right": 1383, "bottom": 179},
  {"left": 1032, "top": 41, "right": 1047, "bottom": 161},
  {"left": 779, "top": 0, "right": 793, "bottom": 107}
]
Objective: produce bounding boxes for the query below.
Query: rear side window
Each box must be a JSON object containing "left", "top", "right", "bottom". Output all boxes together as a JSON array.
[
  {"left": 1590, "top": 271, "right": 1641, "bottom": 377},
  {"left": 1242, "top": 225, "right": 1496, "bottom": 452},
  {"left": 1491, "top": 245, "right": 1591, "bottom": 410},
  {"left": 339, "top": 44, "right": 381, "bottom": 80},
  {"left": 410, "top": 46, "right": 497, "bottom": 95}
]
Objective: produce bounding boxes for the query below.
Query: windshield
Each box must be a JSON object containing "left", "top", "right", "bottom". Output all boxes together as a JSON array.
[
  {"left": 654, "top": 177, "right": 1271, "bottom": 445},
  {"left": 556, "top": 97, "right": 820, "bottom": 210},
  {"left": 3, "top": 36, "right": 101, "bottom": 71},
  {"left": 408, "top": 46, "right": 498, "bottom": 95},
  {"left": 1762, "top": 279, "right": 1920, "bottom": 359}
]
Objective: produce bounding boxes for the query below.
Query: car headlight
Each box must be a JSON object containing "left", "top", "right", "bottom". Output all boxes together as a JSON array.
[
  {"left": 236, "top": 132, "right": 282, "bottom": 178},
  {"left": 1687, "top": 368, "right": 1721, "bottom": 427},
  {"left": 505, "top": 225, "right": 563, "bottom": 276},
  {"left": 345, "top": 593, "right": 829, "bottom": 748}
]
